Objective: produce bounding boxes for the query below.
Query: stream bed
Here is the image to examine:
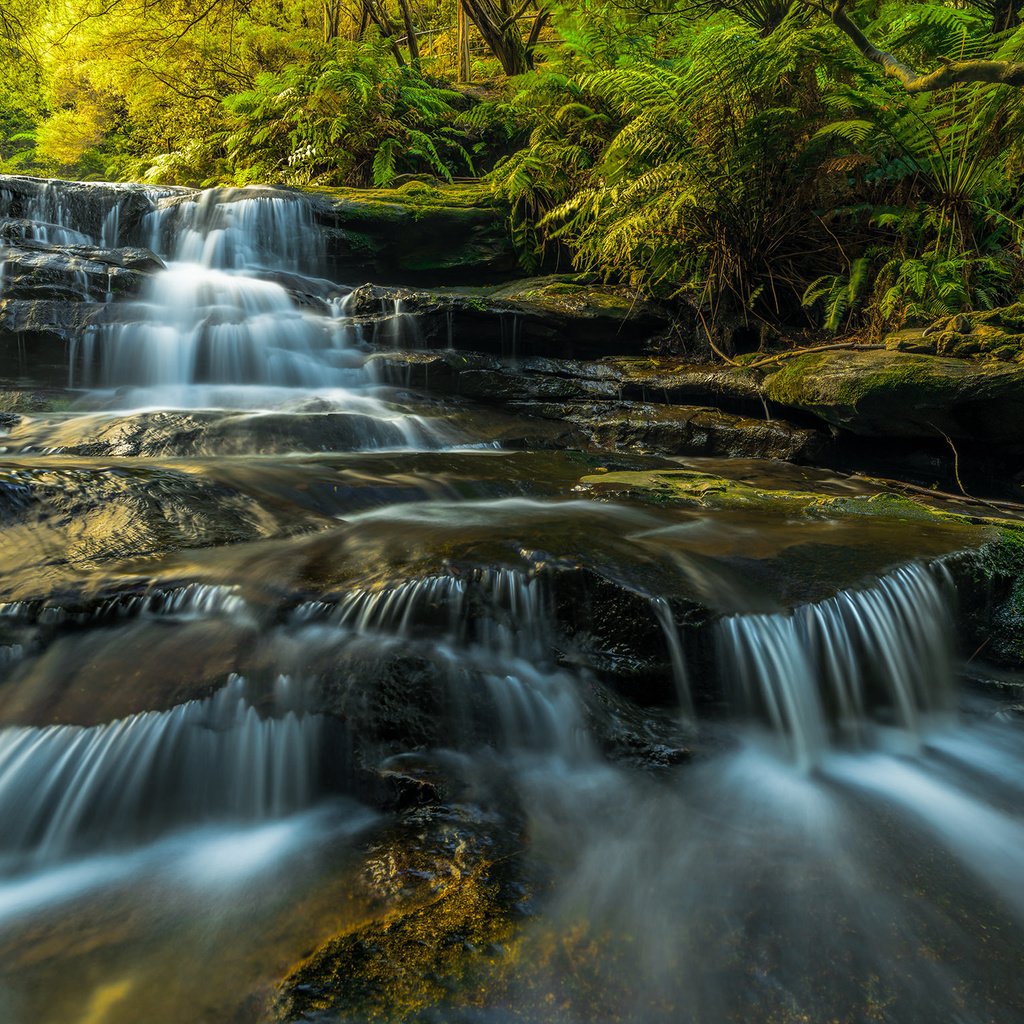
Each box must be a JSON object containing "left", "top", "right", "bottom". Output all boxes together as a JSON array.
[{"left": 0, "top": 177, "right": 1023, "bottom": 1024}]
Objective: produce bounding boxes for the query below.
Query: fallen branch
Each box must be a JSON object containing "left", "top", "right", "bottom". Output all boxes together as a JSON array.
[
  {"left": 745, "top": 341, "right": 883, "bottom": 370},
  {"left": 831, "top": 0, "right": 1024, "bottom": 91}
]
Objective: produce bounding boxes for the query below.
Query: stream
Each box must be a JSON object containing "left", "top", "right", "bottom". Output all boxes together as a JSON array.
[{"left": 0, "top": 178, "right": 1022, "bottom": 1024}]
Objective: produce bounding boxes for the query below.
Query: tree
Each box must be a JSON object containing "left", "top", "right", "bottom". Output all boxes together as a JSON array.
[
  {"left": 460, "top": 0, "right": 549, "bottom": 75},
  {"left": 828, "top": 0, "right": 1024, "bottom": 90}
]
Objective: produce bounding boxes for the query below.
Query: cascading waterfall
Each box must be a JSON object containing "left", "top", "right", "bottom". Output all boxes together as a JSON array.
[
  {"left": 0, "top": 180, "right": 437, "bottom": 424},
  {"left": 716, "top": 562, "right": 955, "bottom": 764},
  {"left": 145, "top": 191, "right": 318, "bottom": 271},
  {"left": 295, "top": 568, "right": 588, "bottom": 757},
  {"left": 0, "top": 183, "right": 93, "bottom": 246},
  {"left": 0, "top": 676, "right": 323, "bottom": 874},
  {"left": 4, "top": 176, "right": 1024, "bottom": 1024}
]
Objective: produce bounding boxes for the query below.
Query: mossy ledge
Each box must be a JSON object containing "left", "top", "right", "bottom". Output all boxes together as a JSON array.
[{"left": 760, "top": 348, "right": 1024, "bottom": 444}]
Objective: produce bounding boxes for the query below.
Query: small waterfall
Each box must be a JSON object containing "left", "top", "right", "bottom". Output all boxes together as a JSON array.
[
  {"left": 74, "top": 267, "right": 342, "bottom": 388},
  {"left": 0, "top": 676, "right": 323, "bottom": 873},
  {"left": 650, "top": 597, "right": 694, "bottom": 719},
  {"left": 146, "top": 192, "right": 317, "bottom": 271},
  {"left": 0, "top": 183, "right": 93, "bottom": 246},
  {"left": 303, "top": 569, "right": 587, "bottom": 757},
  {"left": 100, "top": 201, "right": 122, "bottom": 248},
  {"left": 374, "top": 297, "right": 422, "bottom": 349},
  {"left": 717, "top": 563, "right": 954, "bottom": 765}
]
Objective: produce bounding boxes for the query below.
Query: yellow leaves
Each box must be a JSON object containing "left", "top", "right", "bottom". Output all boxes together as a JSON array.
[{"left": 34, "top": 104, "right": 106, "bottom": 167}]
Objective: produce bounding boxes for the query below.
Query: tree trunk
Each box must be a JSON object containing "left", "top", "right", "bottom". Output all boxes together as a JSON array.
[
  {"left": 459, "top": 0, "right": 531, "bottom": 76},
  {"left": 457, "top": 2, "right": 471, "bottom": 82},
  {"left": 395, "top": 0, "right": 420, "bottom": 63},
  {"left": 990, "top": 0, "right": 1022, "bottom": 34}
]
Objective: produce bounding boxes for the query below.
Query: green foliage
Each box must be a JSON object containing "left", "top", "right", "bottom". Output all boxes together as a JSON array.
[
  {"left": 0, "top": 0, "right": 1023, "bottom": 342},
  {"left": 220, "top": 42, "right": 474, "bottom": 186}
]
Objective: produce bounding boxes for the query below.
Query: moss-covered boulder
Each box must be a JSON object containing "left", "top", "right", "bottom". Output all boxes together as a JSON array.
[
  {"left": 887, "top": 306, "right": 1024, "bottom": 361},
  {"left": 761, "top": 348, "right": 1024, "bottom": 444},
  {"left": 308, "top": 181, "right": 519, "bottom": 285}
]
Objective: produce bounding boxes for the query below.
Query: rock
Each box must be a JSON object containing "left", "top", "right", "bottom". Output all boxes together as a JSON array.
[
  {"left": 307, "top": 180, "right": 519, "bottom": 285},
  {"left": 0, "top": 174, "right": 177, "bottom": 245},
  {"left": 0, "top": 460, "right": 328, "bottom": 603},
  {"left": 891, "top": 305, "right": 1024, "bottom": 361},
  {"left": 350, "top": 277, "right": 674, "bottom": 357},
  {"left": 0, "top": 241, "right": 160, "bottom": 302},
  {"left": 368, "top": 351, "right": 824, "bottom": 462},
  {"left": 3, "top": 408, "right": 434, "bottom": 457},
  {"left": 574, "top": 462, "right": 999, "bottom": 607},
  {"left": 518, "top": 401, "right": 826, "bottom": 463},
  {"left": 761, "top": 348, "right": 1024, "bottom": 444},
  {"left": 276, "top": 804, "right": 530, "bottom": 1024}
]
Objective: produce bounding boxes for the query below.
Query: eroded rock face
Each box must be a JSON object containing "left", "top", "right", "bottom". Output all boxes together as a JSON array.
[
  {"left": 349, "top": 278, "right": 674, "bottom": 356},
  {"left": 368, "top": 351, "right": 826, "bottom": 462}
]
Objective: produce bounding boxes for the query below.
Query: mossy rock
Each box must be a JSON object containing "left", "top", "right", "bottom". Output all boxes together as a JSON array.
[
  {"left": 307, "top": 182, "right": 519, "bottom": 285},
  {"left": 576, "top": 465, "right": 1010, "bottom": 530},
  {"left": 762, "top": 348, "right": 1024, "bottom": 443}
]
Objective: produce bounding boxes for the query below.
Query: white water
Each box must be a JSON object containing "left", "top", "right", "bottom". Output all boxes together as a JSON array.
[
  {"left": 1, "top": 180, "right": 442, "bottom": 434},
  {"left": 0, "top": 676, "right": 323, "bottom": 873},
  {"left": 716, "top": 562, "right": 955, "bottom": 765},
  {"left": 2, "top": 177, "right": 1024, "bottom": 1023}
]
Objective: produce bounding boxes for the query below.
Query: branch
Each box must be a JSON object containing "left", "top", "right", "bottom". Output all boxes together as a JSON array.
[{"left": 830, "top": 0, "right": 1024, "bottom": 91}]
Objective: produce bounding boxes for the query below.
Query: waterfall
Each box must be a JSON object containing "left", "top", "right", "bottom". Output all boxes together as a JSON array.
[
  {"left": 0, "top": 676, "right": 324, "bottom": 873},
  {"left": 145, "top": 191, "right": 318, "bottom": 271},
  {"left": 717, "top": 562, "right": 955, "bottom": 765},
  {"left": 0, "top": 183, "right": 93, "bottom": 246},
  {"left": 298, "top": 568, "right": 588, "bottom": 758},
  {"left": 74, "top": 267, "right": 342, "bottom": 388}
]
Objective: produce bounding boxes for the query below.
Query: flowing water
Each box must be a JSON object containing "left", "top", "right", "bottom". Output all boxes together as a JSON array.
[{"left": 0, "top": 179, "right": 1023, "bottom": 1024}]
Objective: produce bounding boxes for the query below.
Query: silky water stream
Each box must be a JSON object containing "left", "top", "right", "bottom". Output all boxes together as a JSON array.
[{"left": 0, "top": 181, "right": 1023, "bottom": 1024}]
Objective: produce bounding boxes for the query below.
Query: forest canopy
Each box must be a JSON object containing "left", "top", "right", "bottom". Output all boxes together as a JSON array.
[{"left": 1, "top": 0, "right": 1023, "bottom": 338}]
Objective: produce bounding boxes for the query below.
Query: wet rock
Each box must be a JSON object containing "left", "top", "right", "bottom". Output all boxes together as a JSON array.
[
  {"left": 276, "top": 803, "right": 531, "bottom": 1024},
  {"left": 0, "top": 174, "right": 176, "bottom": 245},
  {"left": 0, "top": 460, "right": 327, "bottom": 603},
  {"left": 519, "top": 401, "right": 826, "bottom": 462},
  {"left": 352, "top": 277, "right": 673, "bottom": 357},
  {"left": 3, "top": 408, "right": 431, "bottom": 457},
  {"left": 0, "top": 241, "right": 162, "bottom": 302},
  {"left": 368, "top": 352, "right": 824, "bottom": 461},
  {"left": 945, "top": 531, "right": 1024, "bottom": 671}
]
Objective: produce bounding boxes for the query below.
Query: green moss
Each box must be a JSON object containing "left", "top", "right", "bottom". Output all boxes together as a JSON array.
[
  {"left": 310, "top": 180, "right": 501, "bottom": 213},
  {"left": 577, "top": 468, "right": 1009, "bottom": 530},
  {"left": 764, "top": 351, "right": 954, "bottom": 409}
]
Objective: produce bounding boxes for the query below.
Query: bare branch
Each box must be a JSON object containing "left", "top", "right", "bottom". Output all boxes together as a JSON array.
[{"left": 831, "top": 0, "right": 1024, "bottom": 90}]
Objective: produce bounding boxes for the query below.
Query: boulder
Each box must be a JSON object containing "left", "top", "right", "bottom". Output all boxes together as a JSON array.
[
  {"left": 307, "top": 180, "right": 519, "bottom": 285},
  {"left": 0, "top": 241, "right": 161, "bottom": 302},
  {"left": 517, "top": 401, "right": 826, "bottom": 463},
  {"left": 761, "top": 348, "right": 1024, "bottom": 445}
]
